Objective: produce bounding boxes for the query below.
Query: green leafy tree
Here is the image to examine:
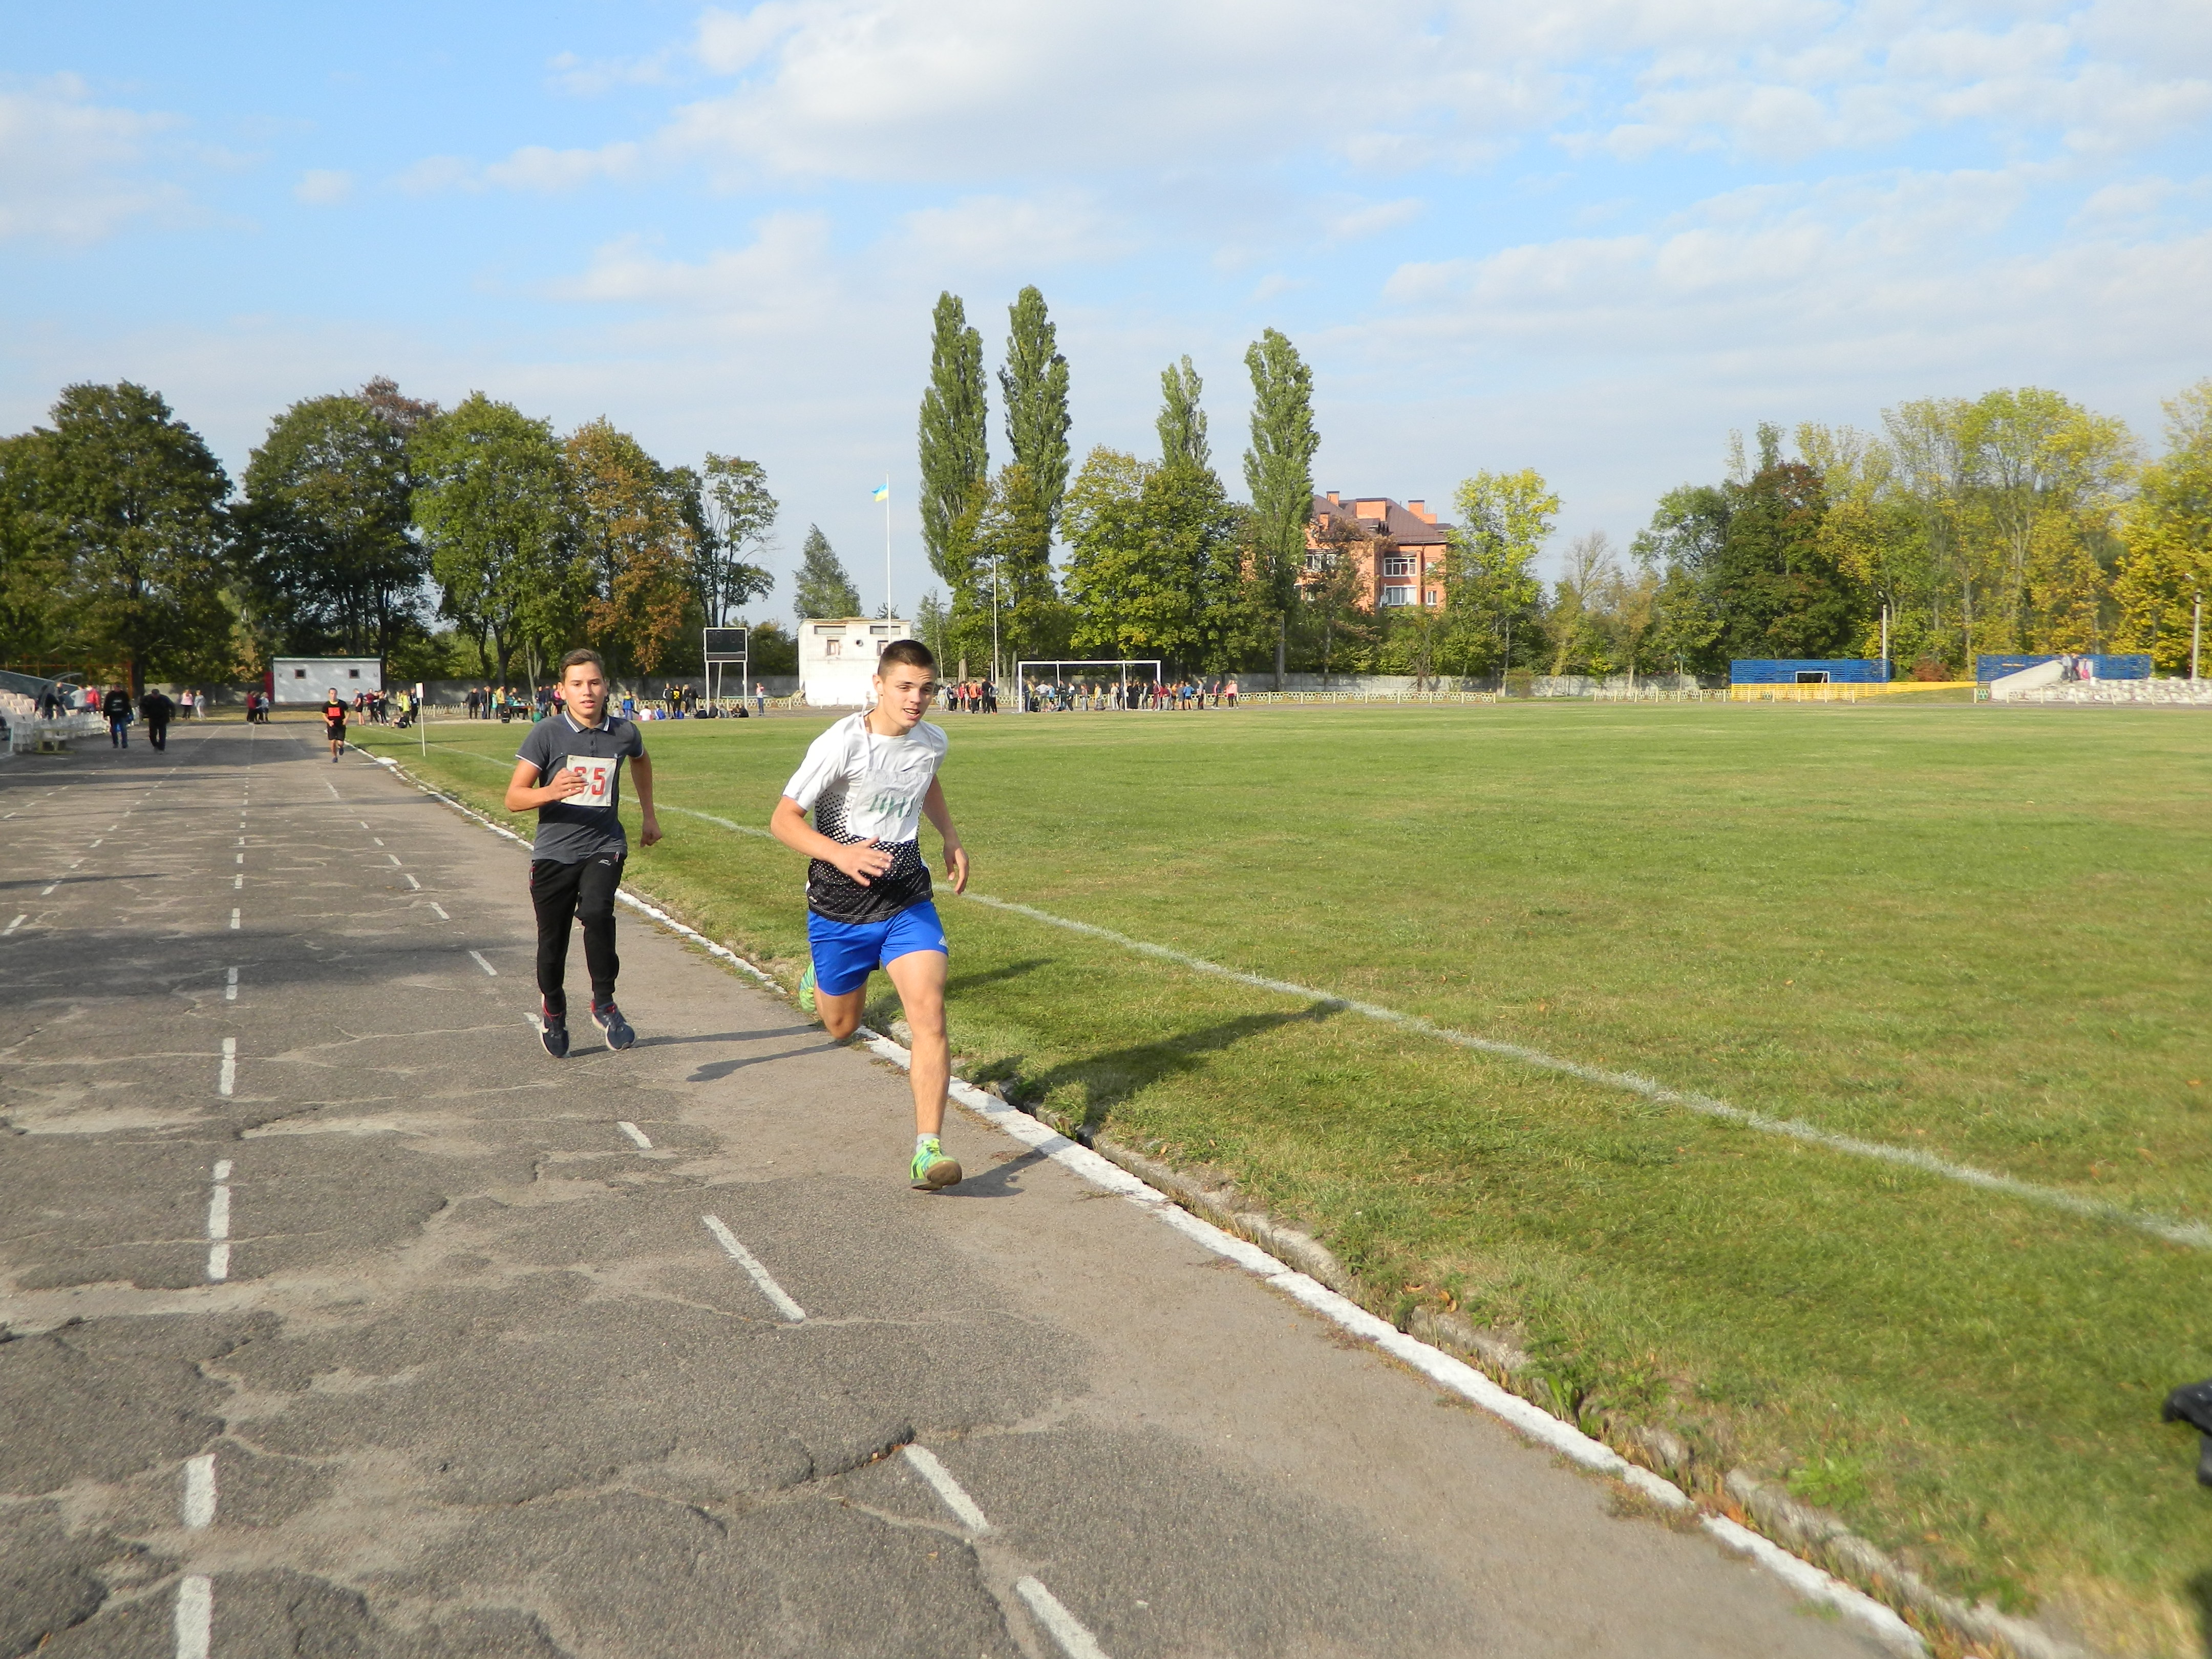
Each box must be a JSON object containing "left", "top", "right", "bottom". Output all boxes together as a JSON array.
[
  {"left": 410, "top": 394, "right": 572, "bottom": 687},
  {"left": 2115, "top": 378, "right": 2212, "bottom": 671},
  {"left": 236, "top": 387, "right": 427, "bottom": 662},
  {"left": 919, "top": 292, "right": 988, "bottom": 593},
  {"left": 794, "top": 524, "right": 863, "bottom": 619},
  {"left": 1063, "top": 446, "right": 1242, "bottom": 672},
  {"left": 1242, "top": 328, "right": 1320, "bottom": 687},
  {"left": 913, "top": 589, "right": 950, "bottom": 666},
  {"left": 566, "top": 419, "right": 696, "bottom": 676},
  {"left": 999, "top": 286, "right": 1072, "bottom": 537},
  {"left": 1157, "top": 356, "right": 1209, "bottom": 472},
  {"left": 1449, "top": 469, "right": 1556, "bottom": 677},
  {"left": 1306, "top": 511, "right": 1378, "bottom": 682},
  {"left": 1708, "top": 433, "right": 1860, "bottom": 660},
  {"left": 690, "top": 452, "right": 778, "bottom": 628},
  {"left": 747, "top": 620, "right": 799, "bottom": 676},
  {"left": 0, "top": 431, "right": 71, "bottom": 668},
  {"left": 32, "top": 382, "right": 233, "bottom": 694}
]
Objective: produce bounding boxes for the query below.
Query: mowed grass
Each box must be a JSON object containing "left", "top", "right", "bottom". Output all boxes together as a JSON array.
[{"left": 360, "top": 701, "right": 2212, "bottom": 1652}]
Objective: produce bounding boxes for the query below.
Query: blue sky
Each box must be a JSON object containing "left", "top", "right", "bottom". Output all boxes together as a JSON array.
[{"left": 5, "top": 1, "right": 2208, "bottom": 622}]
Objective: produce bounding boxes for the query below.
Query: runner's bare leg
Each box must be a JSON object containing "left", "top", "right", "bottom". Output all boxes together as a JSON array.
[{"left": 812, "top": 951, "right": 947, "bottom": 1137}]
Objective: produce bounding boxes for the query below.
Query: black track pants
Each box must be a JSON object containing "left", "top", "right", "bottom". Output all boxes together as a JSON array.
[{"left": 530, "top": 854, "right": 623, "bottom": 1018}]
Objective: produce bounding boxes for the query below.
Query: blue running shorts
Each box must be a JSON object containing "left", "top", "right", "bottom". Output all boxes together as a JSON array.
[{"left": 806, "top": 901, "right": 949, "bottom": 995}]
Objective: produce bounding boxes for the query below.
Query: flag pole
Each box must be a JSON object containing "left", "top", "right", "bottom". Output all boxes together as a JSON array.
[{"left": 882, "top": 475, "right": 892, "bottom": 622}]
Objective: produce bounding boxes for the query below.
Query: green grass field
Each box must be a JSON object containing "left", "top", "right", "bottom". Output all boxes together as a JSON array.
[{"left": 357, "top": 700, "right": 2212, "bottom": 1653}]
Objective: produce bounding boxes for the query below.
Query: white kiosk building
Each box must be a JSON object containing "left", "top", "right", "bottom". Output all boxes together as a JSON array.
[{"left": 799, "top": 618, "right": 910, "bottom": 708}]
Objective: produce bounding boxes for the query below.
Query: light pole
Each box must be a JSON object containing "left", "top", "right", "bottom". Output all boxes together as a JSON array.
[
  {"left": 2193, "top": 591, "right": 2202, "bottom": 684},
  {"left": 990, "top": 551, "right": 1002, "bottom": 694}
]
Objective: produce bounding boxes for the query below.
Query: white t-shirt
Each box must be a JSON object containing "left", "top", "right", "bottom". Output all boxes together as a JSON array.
[{"left": 781, "top": 713, "right": 948, "bottom": 922}]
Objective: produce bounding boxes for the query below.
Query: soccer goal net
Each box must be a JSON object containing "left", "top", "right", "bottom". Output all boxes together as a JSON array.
[{"left": 1013, "top": 659, "right": 1164, "bottom": 713}]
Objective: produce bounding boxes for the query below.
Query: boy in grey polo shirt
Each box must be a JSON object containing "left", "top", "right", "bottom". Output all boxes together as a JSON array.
[{"left": 504, "top": 648, "right": 661, "bottom": 1057}]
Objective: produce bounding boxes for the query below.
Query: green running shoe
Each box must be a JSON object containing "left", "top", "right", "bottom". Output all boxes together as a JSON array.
[
  {"left": 910, "top": 1138, "right": 963, "bottom": 1192},
  {"left": 798, "top": 961, "right": 816, "bottom": 1016}
]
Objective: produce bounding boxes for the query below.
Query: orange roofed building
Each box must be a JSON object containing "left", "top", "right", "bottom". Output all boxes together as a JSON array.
[{"left": 1303, "top": 492, "right": 1453, "bottom": 610}]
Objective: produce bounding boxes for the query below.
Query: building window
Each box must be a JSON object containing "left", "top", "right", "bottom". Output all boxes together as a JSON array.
[
  {"left": 824, "top": 640, "right": 842, "bottom": 657},
  {"left": 1382, "top": 556, "right": 1413, "bottom": 577},
  {"left": 1381, "top": 585, "right": 1414, "bottom": 607},
  {"left": 1424, "top": 590, "right": 1439, "bottom": 607},
  {"left": 1304, "top": 551, "right": 1329, "bottom": 573}
]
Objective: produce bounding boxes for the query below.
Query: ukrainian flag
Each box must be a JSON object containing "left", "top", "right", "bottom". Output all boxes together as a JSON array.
[{"left": 871, "top": 481, "right": 889, "bottom": 503}]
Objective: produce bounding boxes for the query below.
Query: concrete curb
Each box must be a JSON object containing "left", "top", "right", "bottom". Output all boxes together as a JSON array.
[{"left": 360, "top": 745, "right": 2087, "bottom": 1659}]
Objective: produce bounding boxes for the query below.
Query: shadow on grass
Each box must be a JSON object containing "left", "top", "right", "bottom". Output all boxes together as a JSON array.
[
  {"left": 2186, "top": 1569, "right": 2212, "bottom": 1658},
  {"left": 979, "top": 1002, "right": 1342, "bottom": 1140}
]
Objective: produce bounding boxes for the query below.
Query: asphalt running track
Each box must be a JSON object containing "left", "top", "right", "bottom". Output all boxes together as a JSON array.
[{"left": 1, "top": 721, "right": 1907, "bottom": 1658}]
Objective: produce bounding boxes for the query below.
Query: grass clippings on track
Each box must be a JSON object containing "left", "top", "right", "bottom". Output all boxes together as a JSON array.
[{"left": 357, "top": 700, "right": 2212, "bottom": 1655}]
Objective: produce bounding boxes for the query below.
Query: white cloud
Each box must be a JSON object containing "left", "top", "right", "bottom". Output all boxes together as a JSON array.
[
  {"left": 294, "top": 168, "right": 353, "bottom": 205},
  {"left": 890, "top": 191, "right": 1131, "bottom": 270},
  {"left": 392, "top": 142, "right": 647, "bottom": 196},
  {"left": 0, "top": 74, "right": 188, "bottom": 242}
]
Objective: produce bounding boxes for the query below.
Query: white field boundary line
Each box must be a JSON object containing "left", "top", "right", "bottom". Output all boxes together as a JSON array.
[
  {"left": 350, "top": 741, "right": 1931, "bottom": 1650},
  {"left": 393, "top": 742, "right": 2204, "bottom": 1253},
  {"left": 954, "top": 894, "right": 2212, "bottom": 1252}
]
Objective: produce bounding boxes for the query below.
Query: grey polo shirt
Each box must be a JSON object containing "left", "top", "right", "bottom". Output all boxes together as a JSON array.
[{"left": 516, "top": 709, "right": 646, "bottom": 863}]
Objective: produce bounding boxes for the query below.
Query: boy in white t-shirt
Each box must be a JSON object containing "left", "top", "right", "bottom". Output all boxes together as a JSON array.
[{"left": 771, "top": 639, "right": 970, "bottom": 1190}]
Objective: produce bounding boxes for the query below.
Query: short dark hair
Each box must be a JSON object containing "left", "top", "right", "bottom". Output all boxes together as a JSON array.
[
  {"left": 558, "top": 648, "right": 606, "bottom": 678},
  {"left": 878, "top": 639, "right": 935, "bottom": 674}
]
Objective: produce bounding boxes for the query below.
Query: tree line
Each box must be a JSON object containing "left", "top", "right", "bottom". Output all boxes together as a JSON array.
[
  {"left": 911, "top": 288, "right": 2212, "bottom": 686},
  {"left": 0, "top": 378, "right": 792, "bottom": 693}
]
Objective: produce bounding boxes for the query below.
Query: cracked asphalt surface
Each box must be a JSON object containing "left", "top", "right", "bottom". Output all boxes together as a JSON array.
[{"left": 1, "top": 720, "right": 1899, "bottom": 1657}]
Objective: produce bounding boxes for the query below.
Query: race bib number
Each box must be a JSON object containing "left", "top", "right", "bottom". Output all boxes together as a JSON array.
[{"left": 565, "top": 755, "right": 616, "bottom": 808}]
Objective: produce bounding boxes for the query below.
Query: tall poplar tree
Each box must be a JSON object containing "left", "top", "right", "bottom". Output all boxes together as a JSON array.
[
  {"left": 1157, "top": 356, "right": 1209, "bottom": 472},
  {"left": 999, "top": 285, "right": 1071, "bottom": 536},
  {"left": 918, "top": 292, "right": 988, "bottom": 590},
  {"left": 1242, "top": 328, "right": 1319, "bottom": 686}
]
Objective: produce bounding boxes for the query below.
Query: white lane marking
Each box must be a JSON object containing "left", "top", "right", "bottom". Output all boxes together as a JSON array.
[
  {"left": 175, "top": 1573, "right": 214, "bottom": 1659},
  {"left": 404, "top": 874, "right": 420, "bottom": 890},
  {"left": 1015, "top": 1577, "right": 1110, "bottom": 1659},
  {"left": 701, "top": 1215, "right": 805, "bottom": 1322},
  {"left": 232, "top": 874, "right": 243, "bottom": 890},
  {"left": 469, "top": 950, "right": 498, "bottom": 976},
  {"left": 3, "top": 915, "right": 22, "bottom": 937},
  {"left": 958, "top": 891, "right": 2210, "bottom": 1252},
  {"left": 89, "top": 837, "right": 102, "bottom": 847},
  {"left": 903, "top": 1445, "right": 991, "bottom": 1534},
  {"left": 358, "top": 821, "right": 370, "bottom": 828},
  {"left": 326, "top": 781, "right": 340, "bottom": 798},
  {"left": 213, "top": 1159, "right": 232, "bottom": 1180},
  {"left": 40, "top": 883, "right": 57, "bottom": 895},
  {"left": 235, "top": 853, "right": 243, "bottom": 864},
  {"left": 428, "top": 902, "right": 450, "bottom": 920},
  {"left": 373, "top": 837, "right": 384, "bottom": 846},
  {"left": 386, "top": 853, "right": 402, "bottom": 867},
  {"left": 229, "top": 908, "right": 240, "bottom": 929},
  {"left": 217, "top": 1038, "right": 236, "bottom": 1097},
  {"left": 616, "top": 1120, "right": 652, "bottom": 1149},
  {"left": 235, "top": 838, "right": 244, "bottom": 847},
  {"left": 225, "top": 967, "right": 238, "bottom": 1001},
  {"left": 182, "top": 1453, "right": 217, "bottom": 1527}
]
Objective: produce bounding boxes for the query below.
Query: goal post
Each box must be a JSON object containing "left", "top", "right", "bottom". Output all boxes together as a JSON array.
[
  {"left": 701, "top": 626, "right": 749, "bottom": 711},
  {"left": 1012, "top": 659, "right": 1165, "bottom": 713}
]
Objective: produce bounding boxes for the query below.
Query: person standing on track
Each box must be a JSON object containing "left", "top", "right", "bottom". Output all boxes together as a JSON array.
[
  {"left": 504, "top": 649, "right": 661, "bottom": 1059},
  {"left": 323, "top": 690, "right": 348, "bottom": 762},
  {"left": 139, "top": 687, "right": 174, "bottom": 752},
  {"left": 770, "top": 639, "right": 970, "bottom": 1192}
]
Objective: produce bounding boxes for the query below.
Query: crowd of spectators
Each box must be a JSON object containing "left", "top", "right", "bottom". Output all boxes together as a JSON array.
[{"left": 1018, "top": 677, "right": 1239, "bottom": 713}]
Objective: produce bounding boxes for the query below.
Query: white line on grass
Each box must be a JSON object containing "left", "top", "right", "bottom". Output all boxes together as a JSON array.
[
  {"left": 1015, "top": 1577, "right": 1111, "bottom": 1659},
  {"left": 182, "top": 1454, "right": 217, "bottom": 1527},
  {"left": 616, "top": 1120, "right": 652, "bottom": 1149},
  {"left": 903, "top": 1444, "right": 991, "bottom": 1533},
  {"left": 175, "top": 1574, "right": 213, "bottom": 1659},
  {"left": 469, "top": 949, "right": 497, "bottom": 976},
  {"left": 958, "top": 892, "right": 2212, "bottom": 1251},
  {"left": 701, "top": 1215, "right": 805, "bottom": 1321}
]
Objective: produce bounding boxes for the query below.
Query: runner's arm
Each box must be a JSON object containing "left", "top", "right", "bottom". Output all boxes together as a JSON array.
[
  {"left": 920, "top": 777, "right": 969, "bottom": 895},
  {"left": 504, "top": 758, "right": 586, "bottom": 811},
  {"left": 631, "top": 752, "right": 663, "bottom": 847},
  {"left": 769, "top": 796, "right": 894, "bottom": 884}
]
